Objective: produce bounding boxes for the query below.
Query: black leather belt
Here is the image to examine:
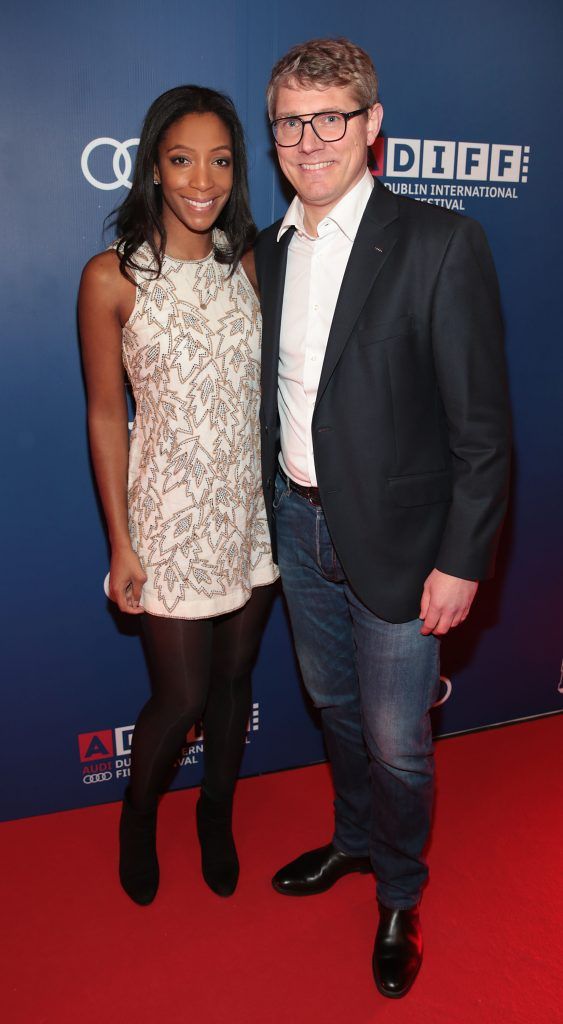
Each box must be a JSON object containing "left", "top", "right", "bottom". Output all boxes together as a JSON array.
[{"left": 279, "top": 465, "right": 322, "bottom": 506}]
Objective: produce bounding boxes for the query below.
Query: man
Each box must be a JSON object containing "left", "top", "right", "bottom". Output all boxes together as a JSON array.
[{"left": 255, "top": 38, "right": 510, "bottom": 998}]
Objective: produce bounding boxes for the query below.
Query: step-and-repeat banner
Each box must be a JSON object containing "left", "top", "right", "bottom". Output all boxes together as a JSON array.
[{"left": 2, "top": 0, "right": 561, "bottom": 820}]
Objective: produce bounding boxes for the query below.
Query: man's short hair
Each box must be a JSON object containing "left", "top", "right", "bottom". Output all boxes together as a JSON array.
[{"left": 266, "top": 37, "right": 379, "bottom": 120}]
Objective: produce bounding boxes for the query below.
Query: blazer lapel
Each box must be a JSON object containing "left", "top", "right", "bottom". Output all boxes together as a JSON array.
[
  {"left": 260, "top": 226, "right": 295, "bottom": 423},
  {"left": 315, "top": 182, "right": 400, "bottom": 409}
]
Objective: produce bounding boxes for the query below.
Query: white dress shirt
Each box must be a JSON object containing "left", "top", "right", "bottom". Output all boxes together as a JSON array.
[{"left": 277, "top": 168, "right": 374, "bottom": 486}]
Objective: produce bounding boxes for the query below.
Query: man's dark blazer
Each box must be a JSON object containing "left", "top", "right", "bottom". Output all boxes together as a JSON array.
[{"left": 255, "top": 178, "right": 511, "bottom": 623}]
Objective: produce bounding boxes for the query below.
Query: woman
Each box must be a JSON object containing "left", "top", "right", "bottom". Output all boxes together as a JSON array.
[{"left": 79, "top": 85, "right": 277, "bottom": 905}]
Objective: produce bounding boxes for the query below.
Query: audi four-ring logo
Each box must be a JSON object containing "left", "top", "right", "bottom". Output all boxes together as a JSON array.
[
  {"left": 81, "top": 137, "right": 140, "bottom": 190},
  {"left": 83, "top": 771, "right": 113, "bottom": 784}
]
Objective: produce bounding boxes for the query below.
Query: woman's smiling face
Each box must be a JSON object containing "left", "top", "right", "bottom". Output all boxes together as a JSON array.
[{"left": 154, "top": 112, "right": 233, "bottom": 247}]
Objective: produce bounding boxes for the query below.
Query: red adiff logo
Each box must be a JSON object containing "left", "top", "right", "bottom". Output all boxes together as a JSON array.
[
  {"left": 370, "top": 137, "right": 386, "bottom": 177},
  {"left": 78, "top": 730, "right": 115, "bottom": 762}
]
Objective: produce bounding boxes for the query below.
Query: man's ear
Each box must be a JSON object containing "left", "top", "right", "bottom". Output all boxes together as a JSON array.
[{"left": 366, "top": 103, "right": 383, "bottom": 147}]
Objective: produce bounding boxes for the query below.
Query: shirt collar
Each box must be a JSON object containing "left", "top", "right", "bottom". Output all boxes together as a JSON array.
[{"left": 277, "top": 167, "right": 374, "bottom": 243}]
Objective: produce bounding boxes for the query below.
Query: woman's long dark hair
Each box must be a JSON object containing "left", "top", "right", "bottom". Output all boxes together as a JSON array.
[{"left": 111, "top": 85, "right": 256, "bottom": 279}]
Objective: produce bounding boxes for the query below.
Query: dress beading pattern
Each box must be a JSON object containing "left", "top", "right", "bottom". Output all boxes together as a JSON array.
[{"left": 121, "top": 236, "right": 278, "bottom": 618}]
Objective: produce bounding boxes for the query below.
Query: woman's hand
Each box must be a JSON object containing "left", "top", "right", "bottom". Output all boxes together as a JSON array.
[{"left": 109, "top": 546, "right": 147, "bottom": 614}]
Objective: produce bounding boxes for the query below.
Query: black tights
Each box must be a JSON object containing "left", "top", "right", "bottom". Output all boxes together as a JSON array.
[{"left": 130, "top": 585, "right": 275, "bottom": 812}]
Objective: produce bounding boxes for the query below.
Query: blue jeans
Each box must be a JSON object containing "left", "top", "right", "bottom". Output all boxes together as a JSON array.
[{"left": 274, "top": 471, "right": 440, "bottom": 908}]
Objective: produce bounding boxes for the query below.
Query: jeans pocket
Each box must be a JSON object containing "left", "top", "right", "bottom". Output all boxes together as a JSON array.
[{"left": 273, "top": 473, "right": 289, "bottom": 512}]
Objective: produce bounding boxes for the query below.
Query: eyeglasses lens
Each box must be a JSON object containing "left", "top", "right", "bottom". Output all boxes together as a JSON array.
[{"left": 274, "top": 112, "right": 346, "bottom": 145}]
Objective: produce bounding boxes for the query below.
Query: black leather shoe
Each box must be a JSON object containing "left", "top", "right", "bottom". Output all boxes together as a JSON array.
[
  {"left": 272, "top": 843, "right": 372, "bottom": 896},
  {"left": 372, "top": 902, "right": 423, "bottom": 998}
]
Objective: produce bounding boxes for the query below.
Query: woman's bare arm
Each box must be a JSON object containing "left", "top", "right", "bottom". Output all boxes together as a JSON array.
[
  {"left": 78, "top": 252, "right": 146, "bottom": 614},
  {"left": 241, "top": 248, "right": 259, "bottom": 298}
]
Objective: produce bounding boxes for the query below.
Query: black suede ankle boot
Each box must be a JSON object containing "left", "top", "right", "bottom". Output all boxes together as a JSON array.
[
  {"left": 196, "top": 788, "right": 239, "bottom": 897},
  {"left": 119, "top": 787, "right": 159, "bottom": 905}
]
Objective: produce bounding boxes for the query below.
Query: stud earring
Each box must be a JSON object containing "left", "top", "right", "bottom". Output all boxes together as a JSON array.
[{"left": 153, "top": 179, "right": 160, "bottom": 186}]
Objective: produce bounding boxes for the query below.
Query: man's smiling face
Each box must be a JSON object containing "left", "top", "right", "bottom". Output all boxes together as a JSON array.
[{"left": 273, "top": 82, "right": 382, "bottom": 229}]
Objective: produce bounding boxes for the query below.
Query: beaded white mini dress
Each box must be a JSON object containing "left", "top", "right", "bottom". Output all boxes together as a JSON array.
[{"left": 120, "top": 234, "right": 278, "bottom": 618}]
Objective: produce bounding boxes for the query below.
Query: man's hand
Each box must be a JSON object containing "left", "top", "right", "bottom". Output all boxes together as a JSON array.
[{"left": 419, "top": 569, "right": 478, "bottom": 636}]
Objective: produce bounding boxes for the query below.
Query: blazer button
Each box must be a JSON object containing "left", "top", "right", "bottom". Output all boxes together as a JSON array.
[
  {"left": 264, "top": 425, "right": 269, "bottom": 434},
  {"left": 266, "top": 478, "right": 272, "bottom": 489}
]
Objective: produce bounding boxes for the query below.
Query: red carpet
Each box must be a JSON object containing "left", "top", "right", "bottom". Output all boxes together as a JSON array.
[{"left": 1, "top": 715, "right": 561, "bottom": 1024}]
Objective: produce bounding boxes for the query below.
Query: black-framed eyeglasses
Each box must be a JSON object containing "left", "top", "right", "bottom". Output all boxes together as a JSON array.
[{"left": 270, "top": 108, "right": 368, "bottom": 147}]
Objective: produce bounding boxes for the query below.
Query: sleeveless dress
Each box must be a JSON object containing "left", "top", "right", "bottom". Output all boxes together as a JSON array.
[{"left": 120, "top": 234, "right": 278, "bottom": 618}]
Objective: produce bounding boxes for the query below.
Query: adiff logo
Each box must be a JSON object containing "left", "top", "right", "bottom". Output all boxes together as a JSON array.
[
  {"left": 77, "top": 706, "right": 260, "bottom": 784},
  {"left": 371, "top": 137, "right": 530, "bottom": 183}
]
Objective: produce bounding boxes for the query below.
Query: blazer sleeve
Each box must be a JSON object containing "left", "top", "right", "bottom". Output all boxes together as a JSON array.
[
  {"left": 253, "top": 228, "right": 268, "bottom": 292},
  {"left": 431, "top": 216, "right": 512, "bottom": 580}
]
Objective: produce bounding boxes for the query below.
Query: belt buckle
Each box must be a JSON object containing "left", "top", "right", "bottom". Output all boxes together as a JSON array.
[{"left": 302, "top": 482, "right": 321, "bottom": 506}]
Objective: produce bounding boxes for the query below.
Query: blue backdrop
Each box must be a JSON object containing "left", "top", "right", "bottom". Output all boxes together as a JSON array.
[{"left": 2, "top": 0, "right": 561, "bottom": 820}]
